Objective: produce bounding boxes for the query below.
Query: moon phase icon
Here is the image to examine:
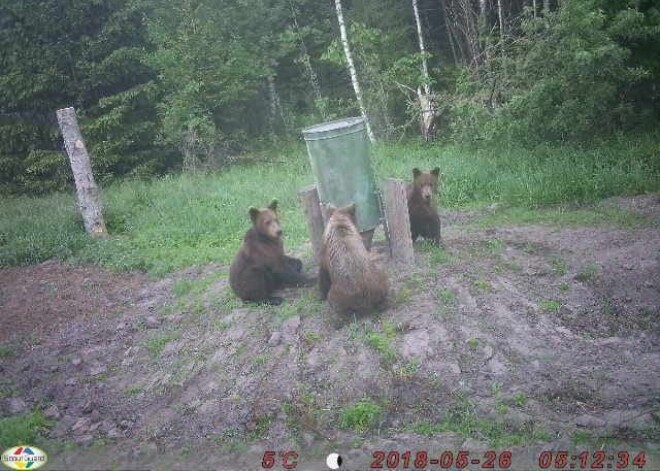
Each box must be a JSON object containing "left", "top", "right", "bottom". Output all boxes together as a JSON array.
[{"left": 326, "top": 452, "right": 342, "bottom": 469}]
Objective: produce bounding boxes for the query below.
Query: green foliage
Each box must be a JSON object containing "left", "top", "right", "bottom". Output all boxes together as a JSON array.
[
  {"left": 1, "top": 139, "right": 658, "bottom": 273},
  {"left": 0, "top": 0, "right": 163, "bottom": 193},
  {"left": 0, "top": 411, "right": 52, "bottom": 449},
  {"left": 339, "top": 398, "right": 382, "bottom": 433},
  {"left": 449, "top": 0, "right": 660, "bottom": 144}
]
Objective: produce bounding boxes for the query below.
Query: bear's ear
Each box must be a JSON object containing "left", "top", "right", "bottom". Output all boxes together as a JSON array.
[
  {"left": 344, "top": 202, "right": 357, "bottom": 216},
  {"left": 268, "top": 199, "right": 278, "bottom": 212},
  {"left": 412, "top": 168, "right": 422, "bottom": 179},
  {"left": 249, "top": 207, "right": 260, "bottom": 224},
  {"left": 324, "top": 203, "right": 337, "bottom": 219},
  {"left": 431, "top": 167, "right": 441, "bottom": 177}
]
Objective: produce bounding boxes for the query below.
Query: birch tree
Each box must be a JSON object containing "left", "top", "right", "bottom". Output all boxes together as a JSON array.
[
  {"left": 334, "top": 0, "right": 376, "bottom": 143},
  {"left": 412, "top": 0, "right": 437, "bottom": 140},
  {"left": 497, "top": 0, "right": 504, "bottom": 42}
]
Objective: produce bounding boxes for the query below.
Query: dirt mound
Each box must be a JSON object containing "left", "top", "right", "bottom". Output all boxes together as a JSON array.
[{"left": 0, "top": 195, "right": 658, "bottom": 469}]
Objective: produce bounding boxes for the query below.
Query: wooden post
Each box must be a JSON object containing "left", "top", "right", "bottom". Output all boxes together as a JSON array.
[
  {"left": 382, "top": 178, "right": 414, "bottom": 265},
  {"left": 298, "top": 184, "right": 325, "bottom": 263},
  {"left": 56, "top": 107, "right": 107, "bottom": 238}
]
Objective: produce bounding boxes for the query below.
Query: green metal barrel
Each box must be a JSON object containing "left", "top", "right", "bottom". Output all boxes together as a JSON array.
[{"left": 302, "top": 117, "right": 381, "bottom": 236}]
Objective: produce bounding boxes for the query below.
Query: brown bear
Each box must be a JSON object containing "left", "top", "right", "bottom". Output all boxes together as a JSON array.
[
  {"left": 319, "top": 203, "right": 389, "bottom": 315},
  {"left": 407, "top": 167, "right": 442, "bottom": 245},
  {"left": 229, "top": 200, "right": 311, "bottom": 305}
]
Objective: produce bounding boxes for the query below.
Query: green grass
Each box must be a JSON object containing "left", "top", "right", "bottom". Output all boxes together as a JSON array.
[
  {"left": 540, "top": 299, "right": 562, "bottom": 313},
  {"left": 0, "top": 345, "right": 14, "bottom": 359},
  {"left": 339, "top": 397, "right": 382, "bottom": 433},
  {"left": 576, "top": 262, "right": 601, "bottom": 283},
  {"left": 1, "top": 137, "right": 659, "bottom": 274},
  {"left": 0, "top": 411, "right": 52, "bottom": 449},
  {"left": 411, "top": 394, "right": 549, "bottom": 447},
  {"left": 145, "top": 332, "right": 179, "bottom": 358},
  {"left": 365, "top": 332, "right": 397, "bottom": 363}
]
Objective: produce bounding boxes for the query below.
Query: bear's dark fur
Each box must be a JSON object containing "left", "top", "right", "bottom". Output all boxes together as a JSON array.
[
  {"left": 407, "top": 167, "right": 442, "bottom": 245},
  {"left": 229, "top": 200, "right": 310, "bottom": 305},
  {"left": 319, "top": 203, "right": 388, "bottom": 315}
]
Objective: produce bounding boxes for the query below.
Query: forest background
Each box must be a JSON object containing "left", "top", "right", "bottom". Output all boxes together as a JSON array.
[{"left": 1, "top": 0, "right": 659, "bottom": 195}]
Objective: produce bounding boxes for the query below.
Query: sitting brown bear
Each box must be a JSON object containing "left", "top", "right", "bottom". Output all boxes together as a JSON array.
[
  {"left": 319, "top": 203, "right": 388, "bottom": 315},
  {"left": 229, "top": 200, "right": 311, "bottom": 305},
  {"left": 407, "top": 167, "right": 442, "bottom": 245}
]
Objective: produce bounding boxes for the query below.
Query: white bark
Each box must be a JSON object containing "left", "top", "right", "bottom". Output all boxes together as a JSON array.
[
  {"left": 56, "top": 107, "right": 107, "bottom": 238},
  {"left": 532, "top": 0, "right": 537, "bottom": 18},
  {"left": 497, "top": 0, "right": 504, "bottom": 41},
  {"left": 334, "top": 0, "right": 376, "bottom": 143},
  {"left": 290, "top": 3, "right": 327, "bottom": 119},
  {"left": 479, "top": 0, "right": 487, "bottom": 19},
  {"left": 543, "top": 0, "right": 550, "bottom": 14},
  {"left": 412, "top": 0, "right": 436, "bottom": 141}
]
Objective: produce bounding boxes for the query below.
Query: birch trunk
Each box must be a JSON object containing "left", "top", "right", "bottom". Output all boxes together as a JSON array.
[
  {"left": 532, "top": 0, "right": 537, "bottom": 18},
  {"left": 497, "top": 0, "right": 504, "bottom": 41},
  {"left": 289, "top": 3, "right": 327, "bottom": 119},
  {"left": 56, "top": 107, "right": 107, "bottom": 238},
  {"left": 334, "top": 0, "right": 376, "bottom": 143},
  {"left": 412, "top": 0, "right": 436, "bottom": 141}
]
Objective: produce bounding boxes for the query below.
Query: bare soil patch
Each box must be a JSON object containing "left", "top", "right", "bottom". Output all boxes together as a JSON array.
[{"left": 1, "top": 195, "right": 658, "bottom": 469}]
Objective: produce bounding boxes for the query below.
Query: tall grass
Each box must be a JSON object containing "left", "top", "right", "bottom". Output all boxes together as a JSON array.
[{"left": 1, "top": 136, "right": 658, "bottom": 274}]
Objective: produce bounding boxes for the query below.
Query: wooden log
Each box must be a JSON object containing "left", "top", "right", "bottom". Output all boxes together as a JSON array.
[
  {"left": 56, "top": 107, "right": 107, "bottom": 238},
  {"left": 382, "top": 178, "right": 414, "bottom": 265},
  {"left": 298, "top": 184, "right": 325, "bottom": 263}
]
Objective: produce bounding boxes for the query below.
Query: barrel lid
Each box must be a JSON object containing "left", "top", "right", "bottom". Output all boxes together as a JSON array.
[{"left": 302, "top": 117, "right": 364, "bottom": 140}]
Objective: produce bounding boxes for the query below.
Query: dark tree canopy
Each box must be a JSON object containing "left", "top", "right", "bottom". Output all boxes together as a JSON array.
[{"left": 1, "top": 0, "right": 658, "bottom": 193}]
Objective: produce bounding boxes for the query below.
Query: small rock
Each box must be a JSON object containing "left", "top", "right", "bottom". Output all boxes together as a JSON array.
[
  {"left": 575, "top": 414, "right": 606, "bottom": 428},
  {"left": 50, "top": 415, "right": 76, "bottom": 438},
  {"left": 43, "top": 405, "right": 61, "bottom": 419},
  {"left": 88, "top": 365, "right": 107, "bottom": 376},
  {"left": 644, "top": 281, "right": 654, "bottom": 288},
  {"left": 301, "top": 432, "right": 315, "bottom": 448},
  {"left": 622, "top": 264, "right": 634, "bottom": 270},
  {"left": 89, "top": 421, "right": 102, "bottom": 432},
  {"left": 72, "top": 417, "right": 92, "bottom": 435},
  {"left": 107, "top": 427, "right": 123, "bottom": 439},
  {"left": 8, "top": 397, "right": 27, "bottom": 414},
  {"left": 71, "top": 357, "right": 83, "bottom": 367},
  {"left": 82, "top": 400, "right": 94, "bottom": 414},
  {"left": 50, "top": 365, "right": 59, "bottom": 373},
  {"left": 119, "top": 419, "right": 133, "bottom": 430},
  {"left": 65, "top": 378, "right": 77, "bottom": 386},
  {"left": 461, "top": 438, "right": 488, "bottom": 451},
  {"left": 74, "top": 433, "right": 94, "bottom": 444},
  {"left": 116, "top": 322, "right": 127, "bottom": 330},
  {"left": 145, "top": 315, "right": 160, "bottom": 329},
  {"left": 268, "top": 332, "right": 282, "bottom": 347}
]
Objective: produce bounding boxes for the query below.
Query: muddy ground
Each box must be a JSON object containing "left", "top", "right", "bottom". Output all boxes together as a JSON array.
[{"left": 1, "top": 195, "right": 659, "bottom": 470}]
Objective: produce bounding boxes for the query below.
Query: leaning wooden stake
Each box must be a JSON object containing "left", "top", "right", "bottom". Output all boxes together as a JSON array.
[
  {"left": 382, "top": 178, "right": 414, "bottom": 265},
  {"left": 298, "top": 184, "right": 325, "bottom": 263},
  {"left": 56, "top": 107, "right": 107, "bottom": 238}
]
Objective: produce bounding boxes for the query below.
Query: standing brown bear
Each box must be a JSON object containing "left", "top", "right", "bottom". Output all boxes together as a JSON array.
[
  {"left": 319, "top": 203, "right": 389, "bottom": 315},
  {"left": 230, "top": 200, "right": 310, "bottom": 305},
  {"left": 407, "top": 167, "right": 442, "bottom": 245}
]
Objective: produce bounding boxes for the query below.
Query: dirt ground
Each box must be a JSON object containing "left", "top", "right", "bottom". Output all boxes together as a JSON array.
[{"left": 1, "top": 195, "right": 658, "bottom": 470}]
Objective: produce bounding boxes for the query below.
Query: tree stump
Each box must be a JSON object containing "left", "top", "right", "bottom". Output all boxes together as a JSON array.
[
  {"left": 298, "top": 184, "right": 325, "bottom": 263},
  {"left": 382, "top": 178, "right": 414, "bottom": 265},
  {"left": 56, "top": 107, "right": 107, "bottom": 238}
]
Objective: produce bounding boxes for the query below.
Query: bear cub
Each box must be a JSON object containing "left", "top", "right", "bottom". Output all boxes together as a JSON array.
[
  {"left": 407, "top": 167, "right": 442, "bottom": 245},
  {"left": 319, "top": 203, "right": 389, "bottom": 315},
  {"left": 230, "top": 200, "right": 311, "bottom": 305}
]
